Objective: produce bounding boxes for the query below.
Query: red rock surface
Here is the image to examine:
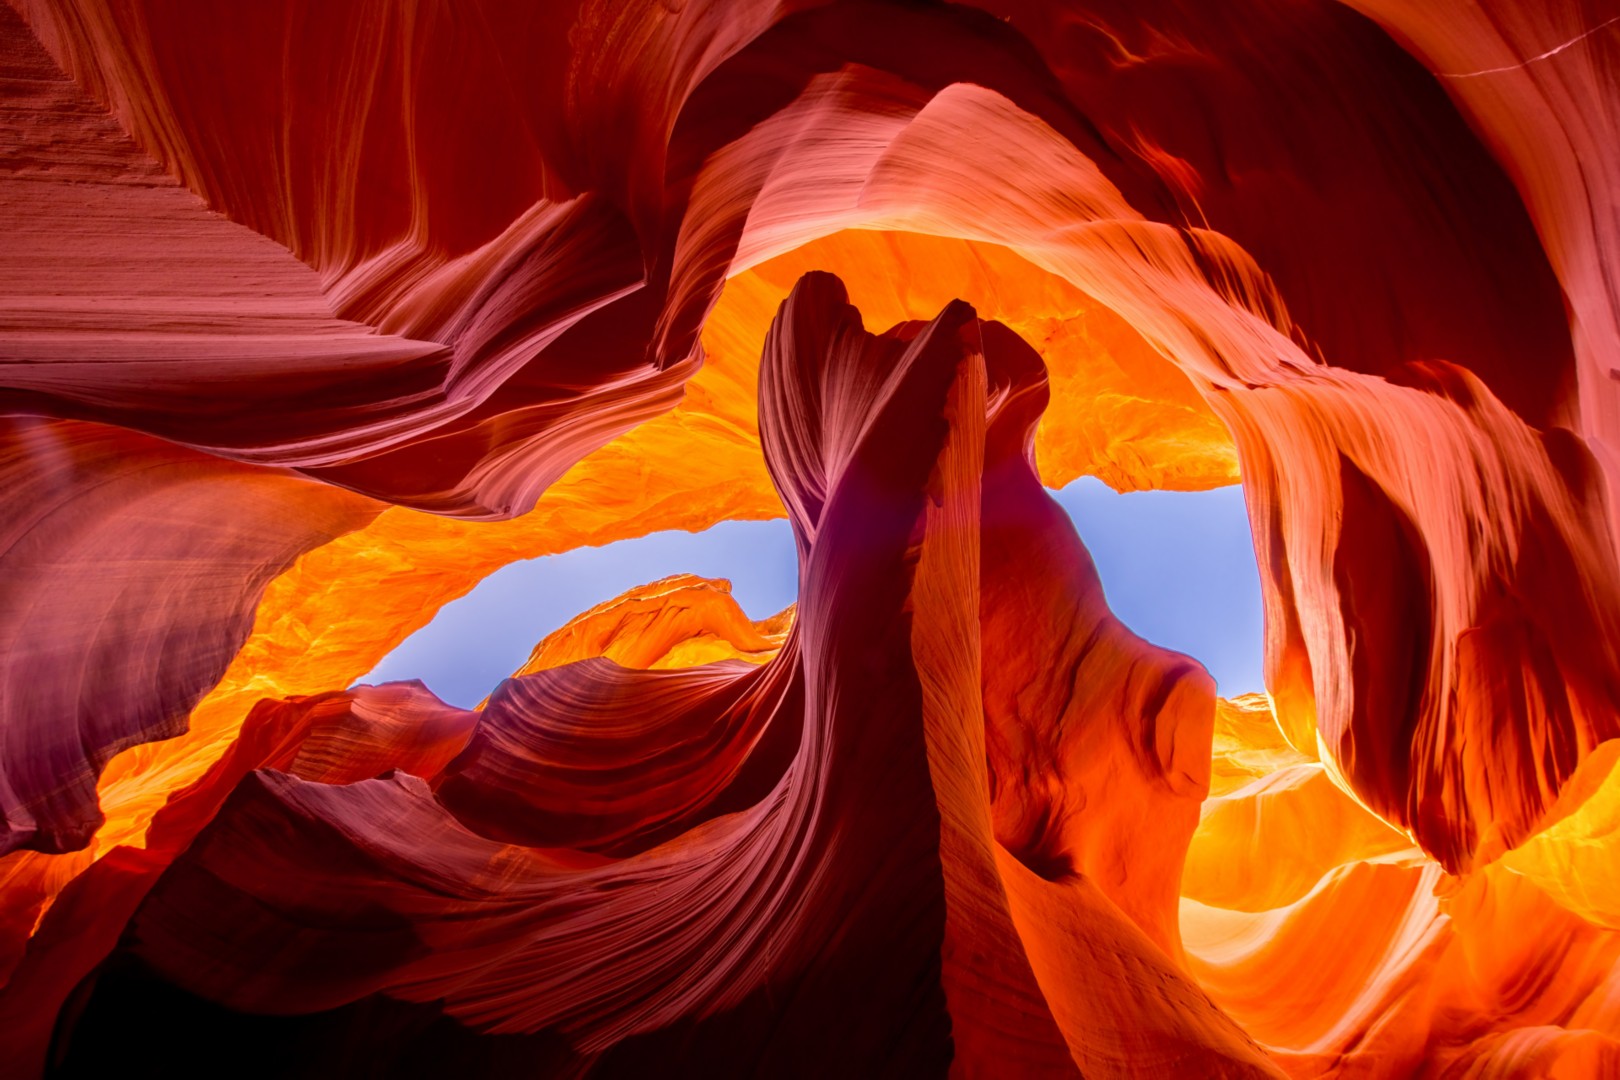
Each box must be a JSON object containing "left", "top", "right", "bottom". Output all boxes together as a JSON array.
[{"left": 0, "top": 0, "right": 1617, "bottom": 1075}]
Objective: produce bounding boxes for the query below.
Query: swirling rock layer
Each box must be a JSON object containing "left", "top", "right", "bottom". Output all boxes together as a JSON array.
[{"left": 0, "top": 0, "right": 1618, "bottom": 1075}]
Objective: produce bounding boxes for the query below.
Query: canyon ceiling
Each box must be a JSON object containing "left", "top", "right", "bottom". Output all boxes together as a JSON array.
[{"left": 1, "top": 0, "right": 1619, "bottom": 1076}]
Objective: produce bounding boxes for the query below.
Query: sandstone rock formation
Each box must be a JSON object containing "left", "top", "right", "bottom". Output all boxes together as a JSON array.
[{"left": 1, "top": 0, "right": 1618, "bottom": 1074}]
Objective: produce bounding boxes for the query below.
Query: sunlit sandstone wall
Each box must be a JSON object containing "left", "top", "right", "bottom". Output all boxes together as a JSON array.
[{"left": 1, "top": 0, "right": 1618, "bottom": 1075}]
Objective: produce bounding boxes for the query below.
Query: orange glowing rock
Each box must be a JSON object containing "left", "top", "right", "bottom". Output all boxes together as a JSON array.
[
  {"left": 1, "top": 0, "right": 1618, "bottom": 1075},
  {"left": 1205, "top": 694, "right": 1315, "bottom": 795},
  {"left": 713, "top": 230, "right": 1241, "bottom": 494},
  {"left": 73, "top": 217, "right": 1225, "bottom": 882},
  {"left": 1499, "top": 741, "right": 1620, "bottom": 931},
  {"left": 2, "top": 275, "right": 1277, "bottom": 1076},
  {"left": 507, "top": 575, "right": 790, "bottom": 678},
  {"left": 1183, "top": 757, "right": 1416, "bottom": 914}
]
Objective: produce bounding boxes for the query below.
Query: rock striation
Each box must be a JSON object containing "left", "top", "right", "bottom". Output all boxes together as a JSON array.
[{"left": 1, "top": 0, "right": 1618, "bottom": 1074}]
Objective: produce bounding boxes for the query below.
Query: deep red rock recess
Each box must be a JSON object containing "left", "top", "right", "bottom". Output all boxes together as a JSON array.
[{"left": 1, "top": 1, "right": 1618, "bottom": 1076}]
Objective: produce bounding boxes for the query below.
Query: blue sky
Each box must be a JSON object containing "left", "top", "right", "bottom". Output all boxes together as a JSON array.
[
  {"left": 360, "top": 477, "right": 1264, "bottom": 707},
  {"left": 1050, "top": 478, "right": 1264, "bottom": 698}
]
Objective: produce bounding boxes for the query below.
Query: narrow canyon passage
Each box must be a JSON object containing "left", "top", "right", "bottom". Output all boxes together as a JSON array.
[{"left": 1, "top": 1, "right": 1618, "bottom": 1076}]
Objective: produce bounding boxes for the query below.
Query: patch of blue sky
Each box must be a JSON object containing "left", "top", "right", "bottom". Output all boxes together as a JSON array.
[{"left": 360, "top": 477, "right": 1263, "bottom": 707}]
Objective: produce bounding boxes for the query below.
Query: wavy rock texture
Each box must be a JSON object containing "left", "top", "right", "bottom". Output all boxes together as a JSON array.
[
  {"left": 0, "top": 0, "right": 1617, "bottom": 1075},
  {"left": 2, "top": 275, "right": 1275, "bottom": 1077},
  {"left": 505, "top": 574, "right": 791, "bottom": 679}
]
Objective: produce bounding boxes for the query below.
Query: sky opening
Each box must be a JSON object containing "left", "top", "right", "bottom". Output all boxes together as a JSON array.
[{"left": 361, "top": 477, "right": 1264, "bottom": 707}]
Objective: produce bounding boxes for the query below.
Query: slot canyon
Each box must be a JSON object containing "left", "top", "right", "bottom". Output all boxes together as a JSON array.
[{"left": 1, "top": 1, "right": 1618, "bottom": 1076}]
